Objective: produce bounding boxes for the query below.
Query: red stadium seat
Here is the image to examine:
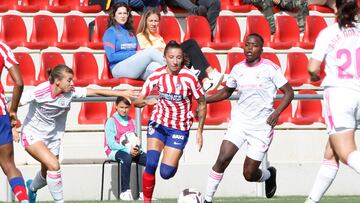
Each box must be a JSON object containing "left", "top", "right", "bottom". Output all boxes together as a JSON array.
[
  {"left": 141, "top": 105, "right": 154, "bottom": 126},
  {"left": 7, "top": 0, "right": 40, "bottom": 12},
  {"left": 6, "top": 53, "right": 37, "bottom": 86},
  {"left": 308, "top": 4, "right": 334, "bottom": 13},
  {"left": 57, "top": 15, "right": 89, "bottom": 49},
  {"left": 221, "top": 0, "right": 252, "bottom": 12},
  {"left": 208, "top": 16, "right": 242, "bottom": 50},
  {"left": 285, "top": 52, "right": 309, "bottom": 86},
  {"left": 244, "top": 16, "right": 271, "bottom": 47},
  {"left": 29, "top": 15, "right": 59, "bottom": 49},
  {"left": 226, "top": 52, "right": 245, "bottom": 74},
  {"left": 38, "top": 52, "right": 66, "bottom": 83},
  {"left": 0, "top": 0, "right": 9, "bottom": 12},
  {"left": 204, "top": 53, "right": 221, "bottom": 73},
  {"left": 273, "top": 98, "right": 293, "bottom": 125},
  {"left": 291, "top": 90, "right": 324, "bottom": 125},
  {"left": 133, "top": 15, "right": 141, "bottom": 31},
  {"left": 308, "top": 61, "right": 326, "bottom": 86},
  {"left": 298, "top": 16, "right": 327, "bottom": 49},
  {"left": 184, "top": 16, "right": 211, "bottom": 48},
  {"left": 88, "top": 15, "right": 109, "bottom": 49},
  {"left": 269, "top": 16, "right": 299, "bottom": 49},
  {"left": 166, "top": 5, "right": 187, "bottom": 13},
  {"left": 28, "top": 0, "right": 71, "bottom": 13},
  {"left": 0, "top": 15, "right": 48, "bottom": 49},
  {"left": 159, "top": 16, "right": 181, "bottom": 43},
  {"left": 72, "top": 52, "right": 100, "bottom": 86},
  {"left": 56, "top": 0, "right": 102, "bottom": 13},
  {"left": 262, "top": 52, "right": 281, "bottom": 67},
  {"left": 98, "top": 55, "right": 145, "bottom": 88},
  {"left": 205, "top": 90, "right": 231, "bottom": 125},
  {"left": 78, "top": 102, "right": 108, "bottom": 124},
  {"left": 110, "top": 103, "right": 137, "bottom": 119}
]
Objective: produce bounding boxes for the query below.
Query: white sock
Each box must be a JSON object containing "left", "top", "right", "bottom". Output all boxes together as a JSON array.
[
  {"left": 30, "top": 171, "right": 47, "bottom": 192},
  {"left": 47, "top": 170, "right": 64, "bottom": 202},
  {"left": 308, "top": 159, "right": 338, "bottom": 202},
  {"left": 204, "top": 169, "right": 224, "bottom": 202},
  {"left": 347, "top": 150, "right": 360, "bottom": 173},
  {"left": 258, "top": 169, "right": 271, "bottom": 182}
]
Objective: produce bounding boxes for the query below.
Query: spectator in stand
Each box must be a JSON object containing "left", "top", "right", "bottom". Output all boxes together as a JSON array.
[
  {"left": 111, "top": 0, "right": 168, "bottom": 12},
  {"left": 103, "top": 3, "right": 165, "bottom": 80},
  {"left": 164, "top": 0, "right": 220, "bottom": 33},
  {"left": 308, "top": 0, "right": 337, "bottom": 12},
  {"left": 243, "top": 0, "right": 309, "bottom": 35},
  {"left": 136, "top": 7, "right": 224, "bottom": 90}
]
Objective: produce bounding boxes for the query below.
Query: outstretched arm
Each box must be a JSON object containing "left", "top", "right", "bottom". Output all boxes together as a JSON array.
[
  {"left": 133, "top": 94, "right": 158, "bottom": 108},
  {"left": 267, "top": 83, "right": 294, "bottom": 127},
  {"left": 308, "top": 58, "right": 322, "bottom": 82},
  {"left": 195, "top": 95, "right": 206, "bottom": 152},
  {"left": 86, "top": 88, "right": 138, "bottom": 100},
  {"left": 206, "top": 86, "right": 236, "bottom": 103}
]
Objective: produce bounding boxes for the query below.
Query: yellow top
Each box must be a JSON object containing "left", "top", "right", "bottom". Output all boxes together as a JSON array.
[{"left": 137, "top": 32, "right": 166, "bottom": 50}]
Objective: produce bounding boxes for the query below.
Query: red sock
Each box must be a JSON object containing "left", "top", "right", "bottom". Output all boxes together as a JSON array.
[
  {"left": 13, "top": 185, "right": 28, "bottom": 202},
  {"left": 142, "top": 171, "right": 155, "bottom": 203}
]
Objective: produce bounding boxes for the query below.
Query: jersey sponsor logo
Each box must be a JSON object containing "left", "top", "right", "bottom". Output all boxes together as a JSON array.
[
  {"left": 172, "top": 134, "right": 184, "bottom": 140},
  {"left": 159, "top": 92, "right": 184, "bottom": 102}
]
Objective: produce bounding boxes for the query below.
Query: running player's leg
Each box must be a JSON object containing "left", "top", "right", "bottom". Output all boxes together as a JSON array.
[
  {"left": 26, "top": 141, "right": 64, "bottom": 203},
  {"left": 203, "top": 140, "right": 239, "bottom": 203},
  {"left": 0, "top": 143, "right": 29, "bottom": 203},
  {"left": 306, "top": 140, "right": 339, "bottom": 203}
]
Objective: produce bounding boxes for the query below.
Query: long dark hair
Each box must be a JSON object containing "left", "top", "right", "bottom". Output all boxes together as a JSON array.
[
  {"left": 336, "top": 0, "right": 358, "bottom": 29},
  {"left": 47, "top": 64, "right": 73, "bottom": 84},
  {"left": 108, "top": 3, "right": 135, "bottom": 34}
]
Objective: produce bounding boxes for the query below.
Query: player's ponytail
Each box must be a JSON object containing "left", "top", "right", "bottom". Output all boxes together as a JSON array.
[
  {"left": 164, "top": 40, "right": 189, "bottom": 67},
  {"left": 48, "top": 64, "right": 74, "bottom": 84},
  {"left": 336, "top": 0, "right": 358, "bottom": 29}
]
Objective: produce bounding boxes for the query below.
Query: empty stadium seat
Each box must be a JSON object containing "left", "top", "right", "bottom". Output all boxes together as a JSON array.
[
  {"left": 7, "top": 0, "right": 40, "bottom": 12},
  {"left": 208, "top": 16, "right": 242, "bottom": 50},
  {"left": 28, "top": 0, "right": 71, "bottom": 13},
  {"left": 273, "top": 97, "right": 293, "bottom": 125},
  {"left": 57, "top": 15, "right": 89, "bottom": 49},
  {"left": 29, "top": 15, "right": 59, "bottom": 49},
  {"left": 88, "top": 15, "right": 109, "bottom": 49},
  {"left": 141, "top": 105, "right": 154, "bottom": 126},
  {"left": 291, "top": 90, "right": 324, "bottom": 125},
  {"left": 38, "top": 52, "right": 66, "bottom": 83},
  {"left": 221, "top": 0, "right": 252, "bottom": 12},
  {"left": 226, "top": 52, "right": 245, "bottom": 74},
  {"left": 184, "top": 16, "right": 211, "bottom": 48},
  {"left": 285, "top": 52, "right": 309, "bottom": 86},
  {"left": 98, "top": 55, "right": 145, "bottom": 88},
  {"left": 0, "top": 0, "right": 8, "bottom": 12},
  {"left": 298, "top": 16, "right": 327, "bottom": 49},
  {"left": 262, "top": 52, "right": 281, "bottom": 67},
  {"left": 72, "top": 52, "right": 100, "bottom": 86},
  {"left": 6, "top": 53, "right": 37, "bottom": 86},
  {"left": 203, "top": 53, "right": 221, "bottom": 73},
  {"left": 159, "top": 16, "right": 181, "bottom": 43},
  {"left": 205, "top": 90, "right": 231, "bottom": 125},
  {"left": 133, "top": 15, "right": 141, "bottom": 31},
  {"left": 308, "top": 4, "right": 334, "bottom": 13},
  {"left": 56, "top": 0, "right": 102, "bottom": 13},
  {"left": 78, "top": 102, "right": 108, "bottom": 124},
  {"left": 269, "top": 16, "right": 299, "bottom": 49},
  {"left": 244, "top": 16, "right": 271, "bottom": 47},
  {"left": 0, "top": 15, "right": 48, "bottom": 49}
]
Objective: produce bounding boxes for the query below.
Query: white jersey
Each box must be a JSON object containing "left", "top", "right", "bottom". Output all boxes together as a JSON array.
[
  {"left": 312, "top": 22, "right": 360, "bottom": 90},
  {"left": 20, "top": 81, "right": 87, "bottom": 139},
  {"left": 226, "top": 58, "right": 288, "bottom": 130}
]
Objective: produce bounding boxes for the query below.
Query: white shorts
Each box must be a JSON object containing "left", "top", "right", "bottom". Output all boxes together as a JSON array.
[
  {"left": 224, "top": 122, "right": 274, "bottom": 161},
  {"left": 323, "top": 87, "right": 360, "bottom": 135},
  {"left": 21, "top": 127, "right": 62, "bottom": 156}
]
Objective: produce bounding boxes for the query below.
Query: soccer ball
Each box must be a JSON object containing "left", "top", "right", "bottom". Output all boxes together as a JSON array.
[
  {"left": 177, "top": 188, "right": 202, "bottom": 203},
  {"left": 119, "top": 132, "right": 140, "bottom": 148}
]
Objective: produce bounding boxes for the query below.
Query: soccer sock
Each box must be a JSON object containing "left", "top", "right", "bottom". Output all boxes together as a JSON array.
[
  {"left": 46, "top": 170, "right": 64, "bottom": 203},
  {"left": 9, "top": 177, "right": 29, "bottom": 202},
  {"left": 257, "top": 168, "right": 271, "bottom": 182},
  {"left": 347, "top": 150, "right": 360, "bottom": 173},
  {"left": 204, "top": 169, "right": 224, "bottom": 202},
  {"left": 30, "top": 171, "right": 47, "bottom": 191},
  {"left": 143, "top": 171, "right": 155, "bottom": 203},
  {"left": 308, "top": 159, "right": 338, "bottom": 202}
]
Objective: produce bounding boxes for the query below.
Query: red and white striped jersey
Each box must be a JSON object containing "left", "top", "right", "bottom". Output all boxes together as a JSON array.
[
  {"left": 0, "top": 41, "right": 18, "bottom": 116},
  {"left": 141, "top": 66, "right": 204, "bottom": 131}
]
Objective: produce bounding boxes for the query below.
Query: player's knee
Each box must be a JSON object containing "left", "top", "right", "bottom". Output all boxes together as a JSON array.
[
  {"left": 145, "top": 150, "right": 160, "bottom": 175},
  {"left": 160, "top": 163, "right": 177, "bottom": 179},
  {"left": 46, "top": 160, "right": 60, "bottom": 171},
  {"left": 215, "top": 156, "right": 230, "bottom": 169},
  {"left": 121, "top": 153, "right": 132, "bottom": 165},
  {"left": 243, "top": 168, "right": 258, "bottom": 182}
]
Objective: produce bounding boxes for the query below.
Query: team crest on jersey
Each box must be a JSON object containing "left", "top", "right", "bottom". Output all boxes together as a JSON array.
[
  {"left": 176, "top": 82, "right": 182, "bottom": 90},
  {"left": 58, "top": 98, "right": 66, "bottom": 106}
]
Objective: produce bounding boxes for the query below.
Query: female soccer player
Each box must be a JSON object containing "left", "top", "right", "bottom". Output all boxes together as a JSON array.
[
  {"left": 306, "top": 0, "right": 360, "bottom": 202},
  {"left": 0, "top": 41, "right": 29, "bottom": 203},
  {"left": 134, "top": 40, "right": 207, "bottom": 203},
  {"left": 203, "top": 33, "right": 294, "bottom": 202},
  {"left": 21, "top": 64, "right": 136, "bottom": 203}
]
